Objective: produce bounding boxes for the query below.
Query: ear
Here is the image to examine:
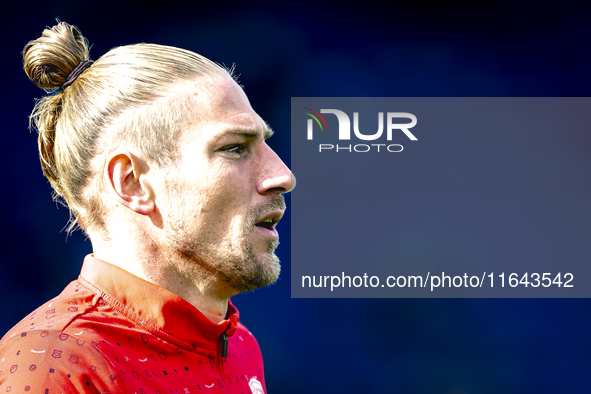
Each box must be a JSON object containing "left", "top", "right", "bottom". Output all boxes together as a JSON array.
[{"left": 106, "top": 152, "right": 155, "bottom": 216}]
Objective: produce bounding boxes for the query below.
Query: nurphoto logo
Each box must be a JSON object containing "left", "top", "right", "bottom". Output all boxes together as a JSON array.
[{"left": 304, "top": 107, "right": 418, "bottom": 153}]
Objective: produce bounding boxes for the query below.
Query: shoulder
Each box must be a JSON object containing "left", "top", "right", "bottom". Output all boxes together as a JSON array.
[
  {"left": 0, "top": 329, "right": 124, "bottom": 392},
  {"left": 0, "top": 281, "right": 125, "bottom": 392},
  {"left": 1, "top": 280, "right": 97, "bottom": 342}
]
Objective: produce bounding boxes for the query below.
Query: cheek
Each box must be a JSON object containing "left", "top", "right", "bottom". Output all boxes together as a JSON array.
[
  {"left": 195, "top": 167, "right": 252, "bottom": 218},
  {"left": 176, "top": 156, "right": 255, "bottom": 219},
  {"left": 210, "top": 162, "right": 252, "bottom": 197},
  {"left": 198, "top": 187, "right": 251, "bottom": 244}
]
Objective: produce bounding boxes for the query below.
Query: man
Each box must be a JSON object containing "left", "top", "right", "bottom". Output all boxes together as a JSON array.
[{"left": 0, "top": 22, "right": 294, "bottom": 393}]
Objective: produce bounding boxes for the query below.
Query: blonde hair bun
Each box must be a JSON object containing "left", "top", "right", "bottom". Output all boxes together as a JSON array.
[{"left": 23, "top": 21, "right": 90, "bottom": 90}]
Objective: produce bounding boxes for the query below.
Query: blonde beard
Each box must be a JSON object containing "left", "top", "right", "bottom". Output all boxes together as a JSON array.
[{"left": 162, "top": 194, "right": 285, "bottom": 294}]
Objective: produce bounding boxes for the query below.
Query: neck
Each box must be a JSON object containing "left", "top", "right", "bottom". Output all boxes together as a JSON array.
[{"left": 90, "top": 227, "right": 231, "bottom": 324}]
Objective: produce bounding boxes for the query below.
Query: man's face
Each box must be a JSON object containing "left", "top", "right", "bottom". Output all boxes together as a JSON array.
[{"left": 157, "top": 75, "right": 294, "bottom": 295}]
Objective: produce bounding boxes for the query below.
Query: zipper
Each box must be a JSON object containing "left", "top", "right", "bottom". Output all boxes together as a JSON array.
[
  {"left": 217, "top": 326, "right": 231, "bottom": 394},
  {"left": 219, "top": 326, "right": 229, "bottom": 358}
]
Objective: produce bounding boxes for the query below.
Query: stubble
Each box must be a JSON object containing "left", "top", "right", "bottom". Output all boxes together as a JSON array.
[{"left": 163, "top": 191, "right": 286, "bottom": 294}]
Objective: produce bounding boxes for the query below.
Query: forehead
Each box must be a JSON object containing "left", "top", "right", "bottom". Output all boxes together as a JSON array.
[{"left": 178, "top": 76, "right": 268, "bottom": 143}]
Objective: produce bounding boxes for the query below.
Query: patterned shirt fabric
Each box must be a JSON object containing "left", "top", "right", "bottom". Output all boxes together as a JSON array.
[{"left": 0, "top": 255, "right": 266, "bottom": 393}]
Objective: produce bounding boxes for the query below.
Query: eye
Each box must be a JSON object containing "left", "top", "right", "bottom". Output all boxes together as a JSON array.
[{"left": 220, "top": 144, "right": 246, "bottom": 155}]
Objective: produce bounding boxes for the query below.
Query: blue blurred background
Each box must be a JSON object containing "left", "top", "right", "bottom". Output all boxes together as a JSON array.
[{"left": 1, "top": 1, "right": 590, "bottom": 392}]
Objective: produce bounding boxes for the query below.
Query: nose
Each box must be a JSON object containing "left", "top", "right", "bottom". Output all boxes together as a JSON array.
[{"left": 257, "top": 144, "right": 296, "bottom": 195}]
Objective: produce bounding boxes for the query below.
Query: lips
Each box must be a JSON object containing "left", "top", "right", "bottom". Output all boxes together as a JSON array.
[
  {"left": 254, "top": 210, "right": 284, "bottom": 237},
  {"left": 256, "top": 217, "right": 276, "bottom": 230}
]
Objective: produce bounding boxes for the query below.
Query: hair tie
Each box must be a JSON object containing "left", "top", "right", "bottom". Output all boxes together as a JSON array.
[{"left": 61, "top": 59, "right": 94, "bottom": 89}]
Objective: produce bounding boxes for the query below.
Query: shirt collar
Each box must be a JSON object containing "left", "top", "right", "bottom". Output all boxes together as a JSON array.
[{"left": 78, "top": 255, "right": 239, "bottom": 357}]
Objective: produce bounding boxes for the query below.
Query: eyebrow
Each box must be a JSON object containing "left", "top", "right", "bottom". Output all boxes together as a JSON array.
[{"left": 224, "top": 123, "right": 274, "bottom": 139}]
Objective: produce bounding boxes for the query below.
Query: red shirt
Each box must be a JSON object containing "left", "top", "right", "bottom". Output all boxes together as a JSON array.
[{"left": 0, "top": 256, "right": 266, "bottom": 393}]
